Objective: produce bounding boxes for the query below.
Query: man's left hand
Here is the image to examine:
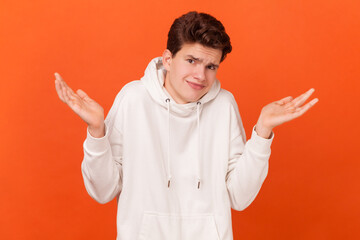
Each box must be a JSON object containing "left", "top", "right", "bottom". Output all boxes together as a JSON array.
[{"left": 255, "top": 88, "right": 319, "bottom": 139}]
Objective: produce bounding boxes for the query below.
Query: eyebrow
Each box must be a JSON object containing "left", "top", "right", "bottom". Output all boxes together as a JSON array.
[{"left": 186, "top": 55, "right": 219, "bottom": 68}]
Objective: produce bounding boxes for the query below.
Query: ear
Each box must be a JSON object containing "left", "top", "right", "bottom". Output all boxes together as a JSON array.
[{"left": 162, "top": 49, "right": 172, "bottom": 71}]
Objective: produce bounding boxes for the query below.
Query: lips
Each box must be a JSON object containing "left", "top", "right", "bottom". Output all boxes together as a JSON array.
[{"left": 186, "top": 81, "right": 205, "bottom": 90}]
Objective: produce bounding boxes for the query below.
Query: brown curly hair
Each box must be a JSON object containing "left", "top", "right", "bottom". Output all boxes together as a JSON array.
[{"left": 167, "top": 11, "right": 232, "bottom": 62}]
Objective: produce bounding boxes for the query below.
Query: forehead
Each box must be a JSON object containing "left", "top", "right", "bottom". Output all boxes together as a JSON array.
[{"left": 175, "top": 43, "right": 222, "bottom": 64}]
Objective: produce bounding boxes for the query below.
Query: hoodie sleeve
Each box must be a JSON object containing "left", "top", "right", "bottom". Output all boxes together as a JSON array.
[
  {"left": 226, "top": 99, "right": 274, "bottom": 211},
  {"left": 81, "top": 91, "right": 124, "bottom": 204}
]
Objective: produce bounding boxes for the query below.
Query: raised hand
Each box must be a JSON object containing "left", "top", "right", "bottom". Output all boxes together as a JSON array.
[
  {"left": 54, "top": 73, "right": 105, "bottom": 137},
  {"left": 255, "top": 88, "right": 319, "bottom": 139}
]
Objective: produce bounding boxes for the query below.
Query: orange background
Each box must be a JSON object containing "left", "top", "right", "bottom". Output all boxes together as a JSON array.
[{"left": 1, "top": 0, "right": 359, "bottom": 239}]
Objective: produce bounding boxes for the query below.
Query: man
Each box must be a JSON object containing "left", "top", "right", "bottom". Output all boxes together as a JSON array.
[{"left": 55, "top": 11, "right": 318, "bottom": 240}]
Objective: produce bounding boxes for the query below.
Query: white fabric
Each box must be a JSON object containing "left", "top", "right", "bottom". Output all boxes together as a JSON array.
[{"left": 81, "top": 57, "right": 274, "bottom": 240}]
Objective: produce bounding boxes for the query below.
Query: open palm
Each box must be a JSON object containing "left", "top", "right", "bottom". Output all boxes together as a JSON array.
[
  {"left": 54, "top": 73, "right": 104, "bottom": 131},
  {"left": 257, "top": 88, "right": 319, "bottom": 132}
]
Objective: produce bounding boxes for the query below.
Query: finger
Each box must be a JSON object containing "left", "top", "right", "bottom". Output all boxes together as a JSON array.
[
  {"left": 55, "top": 79, "right": 66, "bottom": 102},
  {"left": 61, "top": 79, "right": 75, "bottom": 95},
  {"left": 61, "top": 80, "right": 78, "bottom": 104},
  {"left": 60, "top": 82, "right": 77, "bottom": 104},
  {"left": 293, "top": 98, "right": 319, "bottom": 117},
  {"left": 67, "top": 89, "right": 82, "bottom": 109},
  {"left": 62, "top": 84, "right": 71, "bottom": 104},
  {"left": 54, "top": 72, "right": 63, "bottom": 81},
  {"left": 54, "top": 73, "right": 64, "bottom": 86},
  {"left": 54, "top": 72, "right": 69, "bottom": 93},
  {"left": 67, "top": 87, "right": 82, "bottom": 103},
  {"left": 290, "top": 88, "right": 315, "bottom": 108},
  {"left": 64, "top": 89, "right": 83, "bottom": 112},
  {"left": 276, "top": 96, "right": 293, "bottom": 105},
  {"left": 76, "top": 89, "right": 90, "bottom": 100},
  {"left": 55, "top": 72, "right": 76, "bottom": 95}
]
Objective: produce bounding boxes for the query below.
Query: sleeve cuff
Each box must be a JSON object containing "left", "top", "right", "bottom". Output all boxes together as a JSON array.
[
  {"left": 84, "top": 124, "right": 110, "bottom": 153},
  {"left": 247, "top": 125, "right": 274, "bottom": 155}
]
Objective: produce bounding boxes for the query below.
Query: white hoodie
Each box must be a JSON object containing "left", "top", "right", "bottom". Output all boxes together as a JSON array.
[{"left": 81, "top": 57, "right": 274, "bottom": 240}]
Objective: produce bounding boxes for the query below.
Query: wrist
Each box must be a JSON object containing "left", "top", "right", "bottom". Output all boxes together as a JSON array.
[
  {"left": 88, "top": 123, "right": 105, "bottom": 138},
  {"left": 254, "top": 123, "right": 273, "bottom": 139}
]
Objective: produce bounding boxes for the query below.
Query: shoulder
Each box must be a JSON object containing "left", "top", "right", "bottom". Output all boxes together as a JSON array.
[
  {"left": 105, "top": 80, "right": 148, "bottom": 124},
  {"left": 113, "top": 80, "right": 149, "bottom": 103},
  {"left": 214, "top": 88, "right": 238, "bottom": 107},
  {"left": 210, "top": 89, "right": 242, "bottom": 120},
  {"left": 216, "top": 89, "right": 245, "bottom": 135},
  {"left": 118, "top": 80, "right": 145, "bottom": 96}
]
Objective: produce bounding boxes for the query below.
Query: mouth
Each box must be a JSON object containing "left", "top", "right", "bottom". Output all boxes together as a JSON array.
[{"left": 186, "top": 81, "right": 205, "bottom": 90}]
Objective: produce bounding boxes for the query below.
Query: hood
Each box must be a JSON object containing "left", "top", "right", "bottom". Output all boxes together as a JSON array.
[
  {"left": 141, "top": 57, "right": 221, "bottom": 116},
  {"left": 140, "top": 57, "right": 221, "bottom": 189}
]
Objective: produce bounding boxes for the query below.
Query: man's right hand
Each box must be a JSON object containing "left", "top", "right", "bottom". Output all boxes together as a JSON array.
[{"left": 54, "top": 72, "right": 105, "bottom": 138}]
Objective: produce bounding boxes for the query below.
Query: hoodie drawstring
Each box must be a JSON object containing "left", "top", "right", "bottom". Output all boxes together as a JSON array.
[
  {"left": 165, "top": 98, "right": 172, "bottom": 188},
  {"left": 165, "top": 98, "right": 202, "bottom": 189},
  {"left": 196, "top": 102, "right": 201, "bottom": 189}
]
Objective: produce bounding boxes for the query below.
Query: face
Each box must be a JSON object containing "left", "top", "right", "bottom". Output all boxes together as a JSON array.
[{"left": 162, "top": 43, "right": 222, "bottom": 104}]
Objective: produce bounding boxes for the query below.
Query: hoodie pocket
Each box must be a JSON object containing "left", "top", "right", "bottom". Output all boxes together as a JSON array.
[{"left": 138, "top": 212, "right": 220, "bottom": 240}]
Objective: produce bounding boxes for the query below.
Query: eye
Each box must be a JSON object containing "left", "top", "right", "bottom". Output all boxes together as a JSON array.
[
  {"left": 207, "top": 65, "right": 216, "bottom": 70},
  {"left": 187, "top": 59, "right": 195, "bottom": 64}
]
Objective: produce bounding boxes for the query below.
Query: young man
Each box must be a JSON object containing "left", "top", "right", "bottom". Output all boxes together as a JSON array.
[{"left": 55, "top": 11, "right": 318, "bottom": 240}]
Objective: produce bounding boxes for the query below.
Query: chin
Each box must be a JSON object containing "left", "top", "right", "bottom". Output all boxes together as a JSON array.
[{"left": 188, "top": 96, "right": 202, "bottom": 103}]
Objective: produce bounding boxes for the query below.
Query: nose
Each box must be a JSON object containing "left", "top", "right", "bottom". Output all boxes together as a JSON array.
[{"left": 193, "top": 65, "right": 206, "bottom": 82}]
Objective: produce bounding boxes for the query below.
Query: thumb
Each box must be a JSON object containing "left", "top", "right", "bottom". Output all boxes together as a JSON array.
[{"left": 76, "top": 89, "right": 90, "bottom": 100}]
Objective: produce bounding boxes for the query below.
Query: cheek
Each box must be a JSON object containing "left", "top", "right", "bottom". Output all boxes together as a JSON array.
[
  {"left": 172, "top": 66, "right": 189, "bottom": 83},
  {"left": 206, "top": 72, "right": 217, "bottom": 85}
]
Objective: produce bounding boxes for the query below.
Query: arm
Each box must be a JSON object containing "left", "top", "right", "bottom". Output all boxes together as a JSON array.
[
  {"left": 226, "top": 105, "right": 273, "bottom": 211},
  {"left": 81, "top": 89, "right": 126, "bottom": 204},
  {"left": 81, "top": 121, "right": 123, "bottom": 204},
  {"left": 54, "top": 72, "right": 123, "bottom": 204},
  {"left": 226, "top": 88, "right": 318, "bottom": 210}
]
